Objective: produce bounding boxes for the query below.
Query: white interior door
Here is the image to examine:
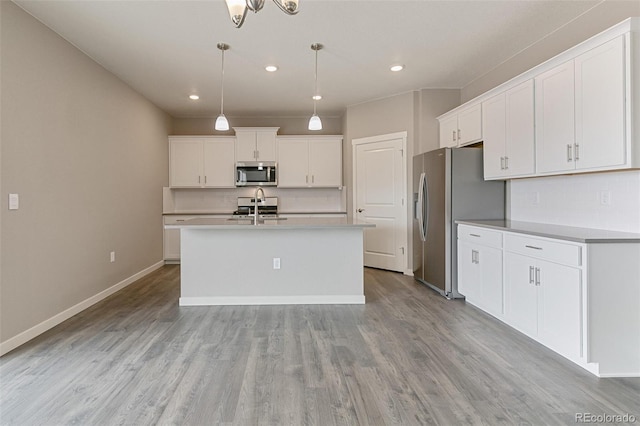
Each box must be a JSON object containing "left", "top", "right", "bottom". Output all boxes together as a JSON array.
[{"left": 353, "top": 135, "right": 406, "bottom": 272}]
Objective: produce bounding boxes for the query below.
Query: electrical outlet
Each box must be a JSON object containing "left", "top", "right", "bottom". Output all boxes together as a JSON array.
[
  {"left": 8, "top": 193, "right": 19, "bottom": 210},
  {"left": 273, "top": 258, "right": 280, "bottom": 270},
  {"left": 599, "top": 191, "right": 611, "bottom": 206},
  {"left": 110, "top": 251, "right": 116, "bottom": 263}
]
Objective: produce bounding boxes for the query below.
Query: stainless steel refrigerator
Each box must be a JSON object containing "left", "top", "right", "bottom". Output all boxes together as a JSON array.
[{"left": 413, "top": 147, "right": 504, "bottom": 298}]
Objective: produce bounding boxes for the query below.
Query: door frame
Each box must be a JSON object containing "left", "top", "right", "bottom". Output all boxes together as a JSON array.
[{"left": 352, "top": 131, "right": 410, "bottom": 274}]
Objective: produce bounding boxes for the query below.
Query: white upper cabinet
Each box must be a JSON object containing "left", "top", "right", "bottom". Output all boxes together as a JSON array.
[
  {"left": 536, "top": 36, "right": 627, "bottom": 175},
  {"left": 483, "top": 80, "right": 535, "bottom": 180},
  {"left": 443, "top": 19, "right": 639, "bottom": 180},
  {"left": 439, "top": 115, "right": 459, "bottom": 148},
  {"left": 438, "top": 103, "right": 482, "bottom": 148},
  {"left": 535, "top": 60, "right": 576, "bottom": 174},
  {"left": 169, "top": 137, "right": 235, "bottom": 188},
  {"left": 234, "top": 127, "right": 278, "bottom": 162},
  {"left": 277, "top": 136, "right": 342, "bottom": 188},
  {"left": 574, "top": 36, "right": 626, "bottom": 171}
]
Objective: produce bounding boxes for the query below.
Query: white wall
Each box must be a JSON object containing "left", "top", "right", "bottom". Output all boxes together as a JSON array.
[
  {"left": 510, "top": 171, "right": 640, "bottom": 233},
  {"left": 0, "top": 2, "right": 171, "bottom": 349}
]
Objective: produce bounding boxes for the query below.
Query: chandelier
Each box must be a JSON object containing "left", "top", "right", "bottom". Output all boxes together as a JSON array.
[{"left": 224, "top": 0, "right": 299, "bottom": 28}]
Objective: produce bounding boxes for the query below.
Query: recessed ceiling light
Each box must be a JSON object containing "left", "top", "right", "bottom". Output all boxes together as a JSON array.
[
  {"left": 390, "top": 64, "right": 404, "bottom": 72},
  {"left": 189, "top": 94, "right": 200, "bottom": 100},
  {"left": 265, "top": 65, "right": 278, "bottom": 72},
  {"left": 312, "top": 95, "right": 322, "bottom": 100}
]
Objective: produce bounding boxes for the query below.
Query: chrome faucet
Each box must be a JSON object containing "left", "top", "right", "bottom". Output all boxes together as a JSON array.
[{"left": 253, "top": 187, "right": 265, "bottom": 225}]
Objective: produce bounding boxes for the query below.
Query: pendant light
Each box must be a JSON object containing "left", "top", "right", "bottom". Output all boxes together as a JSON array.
[
  {"left": 308, "top": 43, "right": 323, "bottom": 131},
  {"left": 215, "top": 43, "right": 230, "bottom": 132},
  {"left": 224, "top": 0, "right": 299, "bottom": 29}
]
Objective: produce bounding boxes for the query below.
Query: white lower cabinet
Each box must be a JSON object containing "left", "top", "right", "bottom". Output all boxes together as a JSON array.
[
  {"left": 504, "top": 251, "right": 582, "bottom": 360},
  {"left": 457, "top": 225, "right": 503, "bottom": 318},
  {"left": 457, "top": 223, "right": 640, "bottom": 377}
]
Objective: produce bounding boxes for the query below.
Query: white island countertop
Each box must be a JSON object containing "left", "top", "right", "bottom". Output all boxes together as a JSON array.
[{"left": 165, "top": 216, "right": 374, "bottom": 230}]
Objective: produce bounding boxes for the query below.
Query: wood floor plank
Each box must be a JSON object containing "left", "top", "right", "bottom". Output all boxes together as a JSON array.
[{"left": 1, "top": 264, "right": 639, "bottom": 425}]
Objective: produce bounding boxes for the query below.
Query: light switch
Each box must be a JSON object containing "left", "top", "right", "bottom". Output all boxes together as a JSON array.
[{"left": 9, "top": 193, "right": 19, "bottom": 210}]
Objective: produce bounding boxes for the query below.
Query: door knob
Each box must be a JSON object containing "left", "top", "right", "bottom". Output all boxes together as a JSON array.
[{"left": 357, "top": 208, "right": 365, "bottom": 213}]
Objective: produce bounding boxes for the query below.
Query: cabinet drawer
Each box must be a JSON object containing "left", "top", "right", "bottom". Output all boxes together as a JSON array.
[
  {"left": 458, "top": 225, "right": 503, "bottom": 248},
  {"left": 504, "top": 233, "right": 582, "bottom": 267}
]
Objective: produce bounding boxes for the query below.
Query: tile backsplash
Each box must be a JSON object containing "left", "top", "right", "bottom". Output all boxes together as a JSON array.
[{"left": 509, "top": 170, "right": 640, "bottom": 233}]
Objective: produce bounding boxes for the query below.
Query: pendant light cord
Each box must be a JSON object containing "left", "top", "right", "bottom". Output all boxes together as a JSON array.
[
  {"left": 313, "top": 45, "right": 318, "bottom": 114},
  {"left": 220, "top": 47, "right": 225, "bottom": 115}
]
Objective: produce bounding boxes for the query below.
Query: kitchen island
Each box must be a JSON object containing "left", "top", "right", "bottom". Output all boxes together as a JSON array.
[{"left": 165, "top": 217, "right": 374, "bottom": 306}]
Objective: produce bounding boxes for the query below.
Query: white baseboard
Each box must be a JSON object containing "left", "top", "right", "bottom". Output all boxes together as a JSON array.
[
  {"left": 179, "top": 295, "right": 366, "bottom": 306},
  {"left": 0, "top": 260, "right": 164, "bottom": 357}
]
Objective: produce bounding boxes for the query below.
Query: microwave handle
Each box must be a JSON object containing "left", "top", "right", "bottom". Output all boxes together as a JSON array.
[
  {"left": 237, "top": 169, "right": 244, "bottom": 183},
  {"left": 267, "top": 167, "right": 271, "bottom": 182}
]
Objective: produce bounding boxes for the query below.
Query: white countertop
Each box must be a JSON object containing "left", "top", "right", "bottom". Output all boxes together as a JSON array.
[
  {"left": 456, "top": 220, "right": 640, "bottom": 243},
  {"left": 165, "top": 216, "right": 374, "bottom": 230}
]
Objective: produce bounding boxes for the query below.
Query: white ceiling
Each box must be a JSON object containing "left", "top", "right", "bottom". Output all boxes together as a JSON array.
[{"left": 15, "top": 0, "right": 601, "bottom": 118}]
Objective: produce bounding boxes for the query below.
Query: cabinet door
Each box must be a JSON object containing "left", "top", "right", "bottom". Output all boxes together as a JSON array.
[
  {"left": 457, "top": 104, "right": 482, "bottom": 146},
  {"left": 164, "top": 228, "right": 181, "bottom": 260},
  {"left": 235, "top": 132, "right": 256, "bottom": 161},
  {"left": 457, "top": 240, "right": 480, "bottom": 301},
  {"left": 478, "top": 245, "right": 504, "bottom": 318},
  {"left": 535, "top": 61, "right": 576, "bottom": 174},
  {"left": 256, "top": 131, "right": 277, "bottom": 161},
  {"left": 169, "top": 139, "right": 203, "bottom": 187},
  {"left": 482, "top": 93, "right": 506, "bottom": 179},
  {"left": 504, "top": 252, "right": 538, "bottom": 336},
  {"left": 203, "top": 138, "right": 235, "bottom": 187},
  {"left": 537, "top": 260, "right": 582, "bottom": 360},
  {"left": 504, "top": 80, "right": 535, "bottom": 177},
  {"left": 277, "top": 139, "right": 309, "bottom": 187},
  {"left": 309, "top": 138, "right": 342, "bottom": 187},
  {"left": 575, "top": 36, "right": 626, "bottom": 170},
  {"left": 439, "top": 115, "right": 459, "bottom": 148}
]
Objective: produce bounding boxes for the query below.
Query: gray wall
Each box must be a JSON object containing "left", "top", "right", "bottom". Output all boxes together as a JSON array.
[
  {"left": 0, "top": 2, "right": 171, "bottom": 344},
  {"left": 462, "top": 1, "right": 640, "bottom": 102},
  {"left": 172, "top": 116, "right": 343, "bottom": 136}
]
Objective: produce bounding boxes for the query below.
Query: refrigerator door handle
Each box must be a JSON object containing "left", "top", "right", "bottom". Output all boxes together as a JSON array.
[
  {"left": 422, "top": 172, "right": 429, "bottom": 241},
  {"left": 417, "top": 172, "right": 428, "bottom": 241}
]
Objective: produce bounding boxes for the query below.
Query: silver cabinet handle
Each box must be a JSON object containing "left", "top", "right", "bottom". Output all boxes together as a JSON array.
[
  {"left": 504, "top": 156, "right": 509, "bottom": 170},
  {"left": 457, "top": 129, "right": 461, "bottom": 141},
  {"left": 475, "top": 250, "right": 479, "bottom": 264},
  {"left": 204, "top": 176, "right": 207, "bottom": 184},
  {"left": 312, "top": 175, "right": 315, "bottom": 183},
  {"left": 535, "top": 267, "right": 541, "bottom": 286},
  {"left": 525, "top": 245, "right": 542, "bottom": 250},
  {"left": 500, "top": 157, "right": 505, "bottom": 170},
  {"left": 357, "top": 208, "right": 365, "bottom": 213},
  {"left": 452, "top": 130, "right": 456, "bottom": 142},
  {"left": 567, "top": 144, "right": 573, "bottom": 162},
  {"left": 306, "top": 175, "right": 308, "bottom": 183},
  {"left": 575, "top": 143, "right": 580, "bottom": 160},
  {"left": 198, "top": 176, "right": 201, "bottom": 184},
  {"left": 529, "top": 266, "right": 535, "bottom": 284}
]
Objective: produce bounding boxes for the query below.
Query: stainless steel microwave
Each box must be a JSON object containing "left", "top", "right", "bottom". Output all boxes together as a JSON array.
[{"left": 235, "top": 162, "right": 277, "bottom": 186}]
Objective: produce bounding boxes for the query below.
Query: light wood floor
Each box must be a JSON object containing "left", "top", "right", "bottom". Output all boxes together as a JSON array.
[{"left": 1, "top": 266, "right": 638, "bottom": 425}]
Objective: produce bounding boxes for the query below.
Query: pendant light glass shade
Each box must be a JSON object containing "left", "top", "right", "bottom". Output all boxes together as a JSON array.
[
  {"left": 215, "top": 114, "right": 229, "bottom": 131},
  {"left": 215, "top": 43, "right": 230, "bottom": 132},
  {"left": 225, "top": 0, "right": 247, "bottom": 28},
  {"left": 308, "top": 114, "right": 322, "bottom": 131},
  {"left": 308, "top": 43, "right": 323, "bottom": 131}
]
